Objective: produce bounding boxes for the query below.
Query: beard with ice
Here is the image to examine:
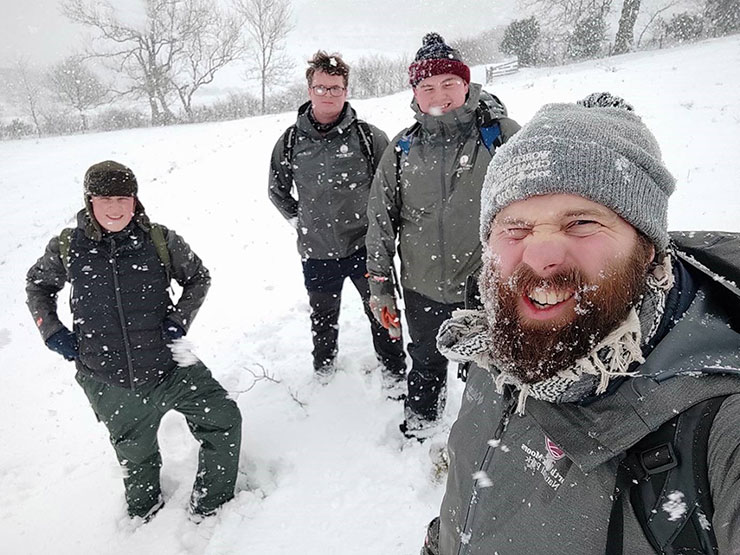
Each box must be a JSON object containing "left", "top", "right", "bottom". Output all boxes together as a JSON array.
[{"left": 479, "top": 237, "right": 653, "bottom": 385}]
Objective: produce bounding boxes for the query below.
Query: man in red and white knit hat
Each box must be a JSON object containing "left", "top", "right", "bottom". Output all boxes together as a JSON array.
[{"left": 365, "top": 32, "right": 520, "bottom": 440}]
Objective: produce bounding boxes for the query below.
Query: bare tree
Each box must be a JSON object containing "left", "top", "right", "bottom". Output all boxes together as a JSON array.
[
  {"left": 62, "top": 0, "right": 174, "bottom": 125},
  {"left": 47, "top": 55, "right": 109, "bottom": 131},
  {"left": 350, "top": 54, "right": 408, "bottom": 98},
  {"left": 521, "top": 0, "right": 612, "bottom": 62},
  {"left": 450, "top": 27, "right": 508, "bottom": 65},
  {"left": 170, "top": 1, "right": 247, "bottom": 120},
  {"left": 522, "top": 0, "right": 612, "bottom": 28},
  {"left": 635, "top": 0, "right": 684, "bottom": 47},
  {"left": 235, "top": 0, "right": 294, "bottom": 114},
  {"left": 614, "top": 0, "right": 642, "bottom": 53},
  {"left": 7, "top": 58, "right": 46, "bottom": 137},
  {"left": 62, "top": 0, "right": 244, "bottom": 125}
]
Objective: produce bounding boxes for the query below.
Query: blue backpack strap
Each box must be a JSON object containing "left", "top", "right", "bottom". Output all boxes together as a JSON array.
[
  {"left": 397, "top": 134, "right": 413, "bottom": 155},
  {"left": 396, "top": 122, "right": 420, "bottom": 156},
  {"left": 475, "top": 99, "right": 503, "bottom": 153},
  {"left": 394, "top": 122, "right": 421, "bottom": 203},
  {"left": 479, "top": 122, "right": 501, "bottom": 153}
]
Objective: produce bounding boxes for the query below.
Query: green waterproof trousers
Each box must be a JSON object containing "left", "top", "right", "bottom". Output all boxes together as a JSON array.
[{"left": 76, "top": 361, "right": 242, "bottom": 518}]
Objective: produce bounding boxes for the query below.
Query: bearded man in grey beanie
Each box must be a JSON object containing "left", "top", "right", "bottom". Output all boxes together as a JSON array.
[{"left": 421, "top": 93, "right": 740, "bottom": 554}]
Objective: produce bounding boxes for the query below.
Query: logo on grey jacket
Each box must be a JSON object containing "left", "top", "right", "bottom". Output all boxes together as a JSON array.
[
  {"left": 545, "top": 437, "right": 565, "bottom": 460},
  {"left": 521, "top": 439, "right": 567, "bottom": 491},
  {"left": 454, "top": 154, "right": 473, "bottom": 176},
  {"left": 336, "top": 144, "right": 355, "bottom": 159}
]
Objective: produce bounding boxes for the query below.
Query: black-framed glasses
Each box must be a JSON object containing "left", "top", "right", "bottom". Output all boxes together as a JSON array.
[{"left": 311, "top": 85, "right": 346, "bottom": 97}]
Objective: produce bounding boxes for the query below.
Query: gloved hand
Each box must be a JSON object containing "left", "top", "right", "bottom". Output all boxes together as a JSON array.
[
  {"left": 162, "top": 319, "right": 185, "bottom": 342},
  {"left": 368, "top": 276, "right": 402, "bottom": 339},
  {"left": 420, "top": 516, "right": 440, "bottom": 555},
  {"left": 45, "top": 327, "right": 78, "bottom": 361}
]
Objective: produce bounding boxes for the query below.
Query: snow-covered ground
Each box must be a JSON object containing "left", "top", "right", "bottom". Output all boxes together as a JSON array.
[{"left": 1, "top": 35, "right": 739, "bottom": 555}]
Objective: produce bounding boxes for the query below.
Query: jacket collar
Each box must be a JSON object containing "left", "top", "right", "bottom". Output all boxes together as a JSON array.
[
  {"left": 410, "top": 82, "right": 482, "bottom": 137},
  {"left": 295, "top": 100, "right": 356, "bottom": 139},
  {"left": 77, "top": 206, "right": 151, "bottom": 243}
]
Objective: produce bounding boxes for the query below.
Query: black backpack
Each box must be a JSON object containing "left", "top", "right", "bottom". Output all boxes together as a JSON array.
[
  {"left": 606, "top": 396, "right": 727, "bottom": 554},
  {"left": 604, "top": 231, "right": 740, "bottom": 554}
]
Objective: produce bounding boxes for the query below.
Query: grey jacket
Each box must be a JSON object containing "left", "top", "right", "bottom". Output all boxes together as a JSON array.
[
  {"left": 268, "top": 101, "right": 389, "bottom": 260},
  {"left": 365, "top": 84, "right": 520, "bottom": 304},
  {"left": 435, "top": 267, "right": 740, "bottom": 554}
]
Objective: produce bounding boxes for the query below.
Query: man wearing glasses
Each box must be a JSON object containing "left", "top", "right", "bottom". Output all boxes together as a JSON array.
[
  {"left": 366, "top": 33, "right": 520, "bottom": 440},
  {"left": 269, "top": 51, "right": 406, "bottom": 387}
]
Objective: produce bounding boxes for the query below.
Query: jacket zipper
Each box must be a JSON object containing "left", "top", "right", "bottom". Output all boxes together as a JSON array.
[
  {"left": 322, "top": 142, "right": 341, "bottom": 257},
  {"left": 109, "top": 238, "right": 136, "bottom": 390},
  {"left": 437, "top": 141, "right": 448, "bottom": 303},
  {"left": 457, "top": 386, "right": 517, "bottom": 555}
]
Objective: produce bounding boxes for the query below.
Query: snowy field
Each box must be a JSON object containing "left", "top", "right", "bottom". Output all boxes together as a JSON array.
[{"left": 1, "top": 35, "right": 739, "bottom": 555}]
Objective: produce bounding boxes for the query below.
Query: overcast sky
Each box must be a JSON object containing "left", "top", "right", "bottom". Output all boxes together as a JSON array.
[{"left": 0, "top": 0, "right": 519, "bottom": 68}]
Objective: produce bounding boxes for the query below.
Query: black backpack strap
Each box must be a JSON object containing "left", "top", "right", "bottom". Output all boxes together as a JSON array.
[
  {"left": 355, "top": 119, "right": 376, "bottom": 175},
  {"left": 149, "top": 223, "right": 172, "bottom": 282},
  {"left": 58, "top": 227, "right": 75, "bottom": 277},
  {"left": 386, "top": 122, "right": 422, "bottom": 301},
  {"left": 281, "top": 124, "right": 297, "bottom": 185},
  {"left": 607, "top": 396, "right": 727, "bottom": 554}
]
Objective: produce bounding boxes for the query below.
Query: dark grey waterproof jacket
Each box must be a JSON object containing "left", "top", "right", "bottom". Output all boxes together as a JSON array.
[
  {"left": 26, "top": 209, "right": 210, "bottom": 389},
  {"left": 268, "top": 101, "right": 389, "bottom": 260},
  {"left": 435, "top": 258, "right": 740, "bottom": 554},
  {"left": 365, "top": 84, "right": 520, "bottom": 304}
]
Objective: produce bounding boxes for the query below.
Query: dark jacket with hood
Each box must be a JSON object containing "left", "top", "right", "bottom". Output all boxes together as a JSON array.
[
  {"left": 268, "top": 101, "right": 389, "bottom": 260},
  {"left": 365, "top": 83, "right": 520, "bottom": 305},
  {"left": 26, "top": 205, "right": 210, "bottom": 390},
  {"left": 430, "top": 242, "right": 740, "bottom": 554}
]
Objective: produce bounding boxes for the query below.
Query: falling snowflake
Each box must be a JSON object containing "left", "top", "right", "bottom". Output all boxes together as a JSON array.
[
  {"left": 473, "top": 471, "right": 493, "bottom": 488},
  {"left": 662, "top": 491, "right": 687, "bottom": 521}
]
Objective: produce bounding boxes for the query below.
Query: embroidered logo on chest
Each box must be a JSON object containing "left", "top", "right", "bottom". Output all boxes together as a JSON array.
[
  {"left": 454, "top": 154, "right": 473, "bottom": 176},
  {"left": 545, "top": 437, "right": 565, "bottom": 460},
  {"left": 335, "top": 144, "right": 355, "bottom": 159},
  {"left": 520, "top": 438, "right": 568, "bottom": 491}
]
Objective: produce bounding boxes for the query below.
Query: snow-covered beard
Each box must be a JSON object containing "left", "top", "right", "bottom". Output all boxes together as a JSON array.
[{"left": 479, "top": 236, "right": 653, "bottom": 385}]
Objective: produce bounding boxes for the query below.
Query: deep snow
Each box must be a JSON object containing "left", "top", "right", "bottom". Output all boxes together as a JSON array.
[{"left": 1, "top": 35, "right": 739, "bottom": 555}]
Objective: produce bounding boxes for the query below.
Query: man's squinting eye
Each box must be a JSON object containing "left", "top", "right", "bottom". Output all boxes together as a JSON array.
[
  {"left": 566, "top": 220, "right": 602, "bottom": 235},
  {"left": 503, "top": 227, "right": 531, "bottom": 240}
]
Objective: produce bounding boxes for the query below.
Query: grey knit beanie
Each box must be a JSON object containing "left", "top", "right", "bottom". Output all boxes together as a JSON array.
[{"left": 480, "top": 93, "right": 676, "bottom": 250}]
